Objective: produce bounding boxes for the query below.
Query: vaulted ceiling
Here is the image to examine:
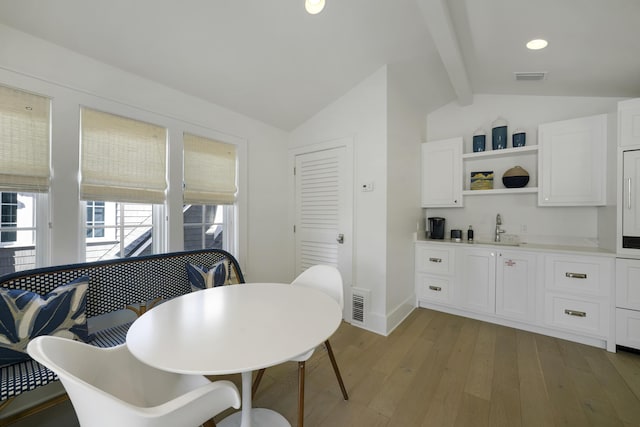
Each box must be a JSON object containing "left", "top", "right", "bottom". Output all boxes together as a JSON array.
[{"left": 0, "top": 0, "right": 638, "bottom": 130}]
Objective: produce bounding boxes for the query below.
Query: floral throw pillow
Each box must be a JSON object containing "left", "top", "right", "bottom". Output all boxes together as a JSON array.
[
  {"left": 0, "top": 277, "right": 90, "bottom": 367},
  {"left": 186, "top": 261, "right": 228, "bottom": 292}
]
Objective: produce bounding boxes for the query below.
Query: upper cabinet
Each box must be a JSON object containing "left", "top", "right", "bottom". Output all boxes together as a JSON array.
[
  {"left": 421, "top": 137, "right": 463, "bottom": 208},
  {"left": 538, "top": 114, "right": 607, "bottom": 206},
  {"left": 619, "top": 98, "right": 640, "bottom": 147}
]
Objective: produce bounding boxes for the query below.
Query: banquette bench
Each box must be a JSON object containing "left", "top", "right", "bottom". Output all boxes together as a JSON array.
[{"left": 0, "top": 248, "right": 244, "bottom": 425}]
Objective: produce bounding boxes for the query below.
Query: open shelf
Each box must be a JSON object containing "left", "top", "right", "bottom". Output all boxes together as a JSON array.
[
  {"left": 463, "top": 187, "right": 538, "bottom": 196},
  {"left": 462, "top": 145, "right": 538, "bottom": 160}
]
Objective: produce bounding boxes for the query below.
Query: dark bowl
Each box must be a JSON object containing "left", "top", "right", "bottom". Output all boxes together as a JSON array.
[{"left": 502, "top": 175, "right": 529, "bottom": 188}]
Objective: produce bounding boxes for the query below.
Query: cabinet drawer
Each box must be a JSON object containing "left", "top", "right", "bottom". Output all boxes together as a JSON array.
[
  {"left": 545, "top": 256, "right": 611, "bottom": 296},
  {"left": 616, "top": 308, "right": 640, "bottom": 349},
  {"left": 415, "top": 245, "right": 455, "bottom": 275},
  {"left": 416, "top": 274, "right": 451, "bottom": 305},
  {"left": 545, "top": 294, "right": 606, "bottom": 336}
]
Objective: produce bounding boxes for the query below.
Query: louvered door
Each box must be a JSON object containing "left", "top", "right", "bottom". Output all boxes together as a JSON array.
[{"left": 294, "top": 146, "right": 350, "bottom": 277}]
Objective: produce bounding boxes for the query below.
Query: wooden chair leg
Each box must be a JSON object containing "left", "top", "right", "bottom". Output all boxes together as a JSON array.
[
  {"left": 252, "top": 368, "right": 266, "bottom": 399},
  {"left": 0, "top": 393, "right": 69, "bottom": 427},
  {"left": 325, "top": 340, "right": 348, "bottom": 400},
  {"left": 203, "top": 419, "right": 216, "bottom": 427},
  {"left": 298, "top": 361, "right": 305, "bottom": 427}
]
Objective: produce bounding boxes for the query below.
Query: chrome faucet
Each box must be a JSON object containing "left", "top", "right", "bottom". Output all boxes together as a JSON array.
[{"left": 495, "top": 214, "right": 506, "bottom": 242}]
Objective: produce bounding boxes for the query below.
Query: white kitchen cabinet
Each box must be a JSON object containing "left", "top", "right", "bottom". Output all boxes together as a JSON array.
[
  {"left": 616, "top": 258, "right": 640, "bottom": 310},
  {"left": 619, "top": 98, "right": 640, "bottom": 147},
  {"left": 622, "top": 150, "right": 640, "bottom": 240},
  {"left": 538, "top": 114, "right": 607, "bottom": 206},
  {"left": 616, "top": 309, "right": 640, "bottom": 349},
  {"left": 495, "top": 250, "right": 537, "bottom": 322},
  {"left": 459, "top": 247, "right": 496, "bottom": 314},
  {"left": 415, "top": 244, "right": 456, "bottom": 306},
  {"left": 421, "top": 138, "right": 463, "bottom": 207},
  {"left": 543, "top": 253, "right": 613, "bottom": 344},
  {"left": 545, "top": 293, "right": 606, "bottom": 336},
  {"left": 615, "top": 258, "right": 640, "bottom": 350},
  {"left": 414, "top": 242, "right": 615, "bottom": 351}
]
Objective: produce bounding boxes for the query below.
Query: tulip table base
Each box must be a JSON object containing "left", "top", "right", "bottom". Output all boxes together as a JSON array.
[
  {"left": 217, "top": 371, "right": 291, "bottom": 427},
  {"left": 218, "top": 408, "right": 290, "bottom": 427}
]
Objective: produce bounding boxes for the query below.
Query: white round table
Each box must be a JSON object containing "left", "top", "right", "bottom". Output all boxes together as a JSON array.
[{"left": 126, "top": 283, "right": 343, "bottom": 427}]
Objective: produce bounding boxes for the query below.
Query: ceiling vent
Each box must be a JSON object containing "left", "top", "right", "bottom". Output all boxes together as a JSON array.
[{"left": 514, "top": 72, "right": 547, "bottom": 81}]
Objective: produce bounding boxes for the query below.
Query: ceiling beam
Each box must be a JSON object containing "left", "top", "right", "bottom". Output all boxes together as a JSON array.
[{"left": 417, "top": 0, "right": 473, "bottom": 106}]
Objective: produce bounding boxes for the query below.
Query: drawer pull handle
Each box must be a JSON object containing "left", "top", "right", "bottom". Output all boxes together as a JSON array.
[
  {"left": 564, "top": 309, "right": 586, "bottom": 317},
  {"left": 565, "top": 272, "right": 587, "bottom": 279},
  {"left": 428, "top": 285, "right": 442, "bottom": 292},
  {"left": 429, "top": 257, "right": 442, "bottom": 263}
]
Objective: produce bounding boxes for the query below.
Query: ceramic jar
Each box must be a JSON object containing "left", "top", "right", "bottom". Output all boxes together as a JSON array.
[
  {"left": 502, "top": 165, "right": 530, "bottom": 188},
  {"left": 492, "top": 117, "right": 508, "bottom": 150},
  {"left": 473, "top": 129, "right": 486, "bottom": 152},
  {"left": 512, "top": 129, "right": 526, "bottom": 147}
]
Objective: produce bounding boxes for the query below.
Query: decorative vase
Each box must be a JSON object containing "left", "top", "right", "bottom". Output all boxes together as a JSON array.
[
  {"left": 502, "top": 166, "right": 529, "bottom": 188},
  {"left": 492, "top": 117, "right": 508, "bottom": 150},
  {"left": 473, "top": 129, "right": 486, "bottom": 152},
  {"left": 512, "top": 129, "right": 526, "bottom": 147}
]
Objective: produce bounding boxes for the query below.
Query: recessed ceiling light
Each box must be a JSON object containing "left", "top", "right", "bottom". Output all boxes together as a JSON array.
[
  {"left": 526, "top": 39, "right": 548, "bottom": 50},
  {"left": 305, "top": 0, "right": 325, "bottom": 15}
]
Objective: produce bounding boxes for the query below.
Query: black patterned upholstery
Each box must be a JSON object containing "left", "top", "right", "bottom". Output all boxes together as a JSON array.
[{"left": 0, "top": 249, "right": 244, "bottom": 403}]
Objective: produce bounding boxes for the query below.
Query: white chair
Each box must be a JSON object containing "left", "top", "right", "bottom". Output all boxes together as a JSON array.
[
  {"left": 251, "top": 264, "right": 349, "bottom": 427},
  {"left": 27, "top": 336, "right": 241, "bottom": 427}
]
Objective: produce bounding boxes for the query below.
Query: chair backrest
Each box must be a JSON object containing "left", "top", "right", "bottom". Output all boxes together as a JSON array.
[
  {"left": 291, "top": 265, "right": 344, "bottom": 310},
  {"left": 27, "top": 336, "right": 240, "bottom": 427}
]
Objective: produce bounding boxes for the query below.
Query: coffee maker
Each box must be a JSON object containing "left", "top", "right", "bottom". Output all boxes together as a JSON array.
[{"left": 427, "top": 217, "right": 445, "bottom": 239}]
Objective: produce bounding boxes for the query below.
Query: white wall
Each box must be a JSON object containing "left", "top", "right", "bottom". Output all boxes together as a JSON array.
[
  {"left": 426, "top": 94, "right": 624, "bottom": 246},
  {"left": 0, "top": 24, "right": 290, "bottom": 282},
  {"left": 289, "top": 67, "right": 389, "bottom": 333},
  {"left": 385, "top": 74, "right": 424, "bottom": 331}
]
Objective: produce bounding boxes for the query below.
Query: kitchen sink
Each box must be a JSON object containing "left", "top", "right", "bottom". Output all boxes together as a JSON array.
[
  {"left": 476, "top": 238, "right": 521, "bottom": 247},
  {"left": 486, "top": 241, "right": 520, "bottom": 246}
]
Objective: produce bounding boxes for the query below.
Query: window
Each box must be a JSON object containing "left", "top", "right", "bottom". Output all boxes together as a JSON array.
[
  {"left": 1, "top": 192, "right": 18, "bottom": 243},
  {"left": 80, "top": 108, "right": 167, "bottom": 260},
  {"left": 0, "top": 191, "right": 38, "bottom": 275},
  {"left": 85, "top": 202, "right": 155, "bottom": 262},
  {"left": 183, "top": 133, "right": 237, "bottom": 251},
  {"left": 86, "top": 201, "right": 105, "bottom": 238},
  {"left": 183, "top": 205, "right": 231, "bottom": 250},
  {"left": 0, "top": 85, "right": 50, "bottom": 274}
]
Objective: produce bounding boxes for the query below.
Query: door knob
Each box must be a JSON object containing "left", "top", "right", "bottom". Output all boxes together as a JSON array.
[{"left": 336, "top": 233, "right": 344, "bottom": 244}]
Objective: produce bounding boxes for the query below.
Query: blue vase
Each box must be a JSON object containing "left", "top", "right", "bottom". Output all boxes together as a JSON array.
[
  {"left": 492, "top": 126, "right": 507, "bottom": 150},
  {"left": 473, "top": 134, "right": 486, "bottom": 152},
  {"left": 512, "top": 131, "right": 526, "bottom": 147}
]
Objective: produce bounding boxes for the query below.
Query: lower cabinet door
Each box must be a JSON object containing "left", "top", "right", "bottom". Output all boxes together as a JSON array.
[
  {"left": 616, "top": 258, "right": 640, "bottom": 310},
  {"left": 616, "top": 308, "right": 640, "bottom": 350},
  {"left": 496, "top": 251, "right": 537, "bottom": 322},
  {"left": 460, "top": 248, "right": 496, "bottom": 314}
]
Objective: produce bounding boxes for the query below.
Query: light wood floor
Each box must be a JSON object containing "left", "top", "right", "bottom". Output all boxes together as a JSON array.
[
  {"left": 9, "top": 308, "right": 640, "bottom": 426},
  {"left": 217, "top": 308, "right": 640, "bottom": 427}
]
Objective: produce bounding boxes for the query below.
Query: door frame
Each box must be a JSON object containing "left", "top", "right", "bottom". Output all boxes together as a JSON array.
[{"left": 288, "top": 137, "right": 354, "bottom": 317}]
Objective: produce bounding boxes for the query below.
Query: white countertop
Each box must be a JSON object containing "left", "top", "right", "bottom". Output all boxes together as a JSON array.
[{"left": 415, "top": 237, "right": 616, "bottom": 257}]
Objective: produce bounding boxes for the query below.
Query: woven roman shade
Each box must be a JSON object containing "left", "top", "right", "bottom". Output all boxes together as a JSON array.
[
  {"left": 183, "top": 133, "right": 237, "bottom": 205},
  {"left": 0, "top": 85, "right": 51, "bottom": 192},
  {"left": 80, "top": 108, "right": 167, "bottom": 203}
]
